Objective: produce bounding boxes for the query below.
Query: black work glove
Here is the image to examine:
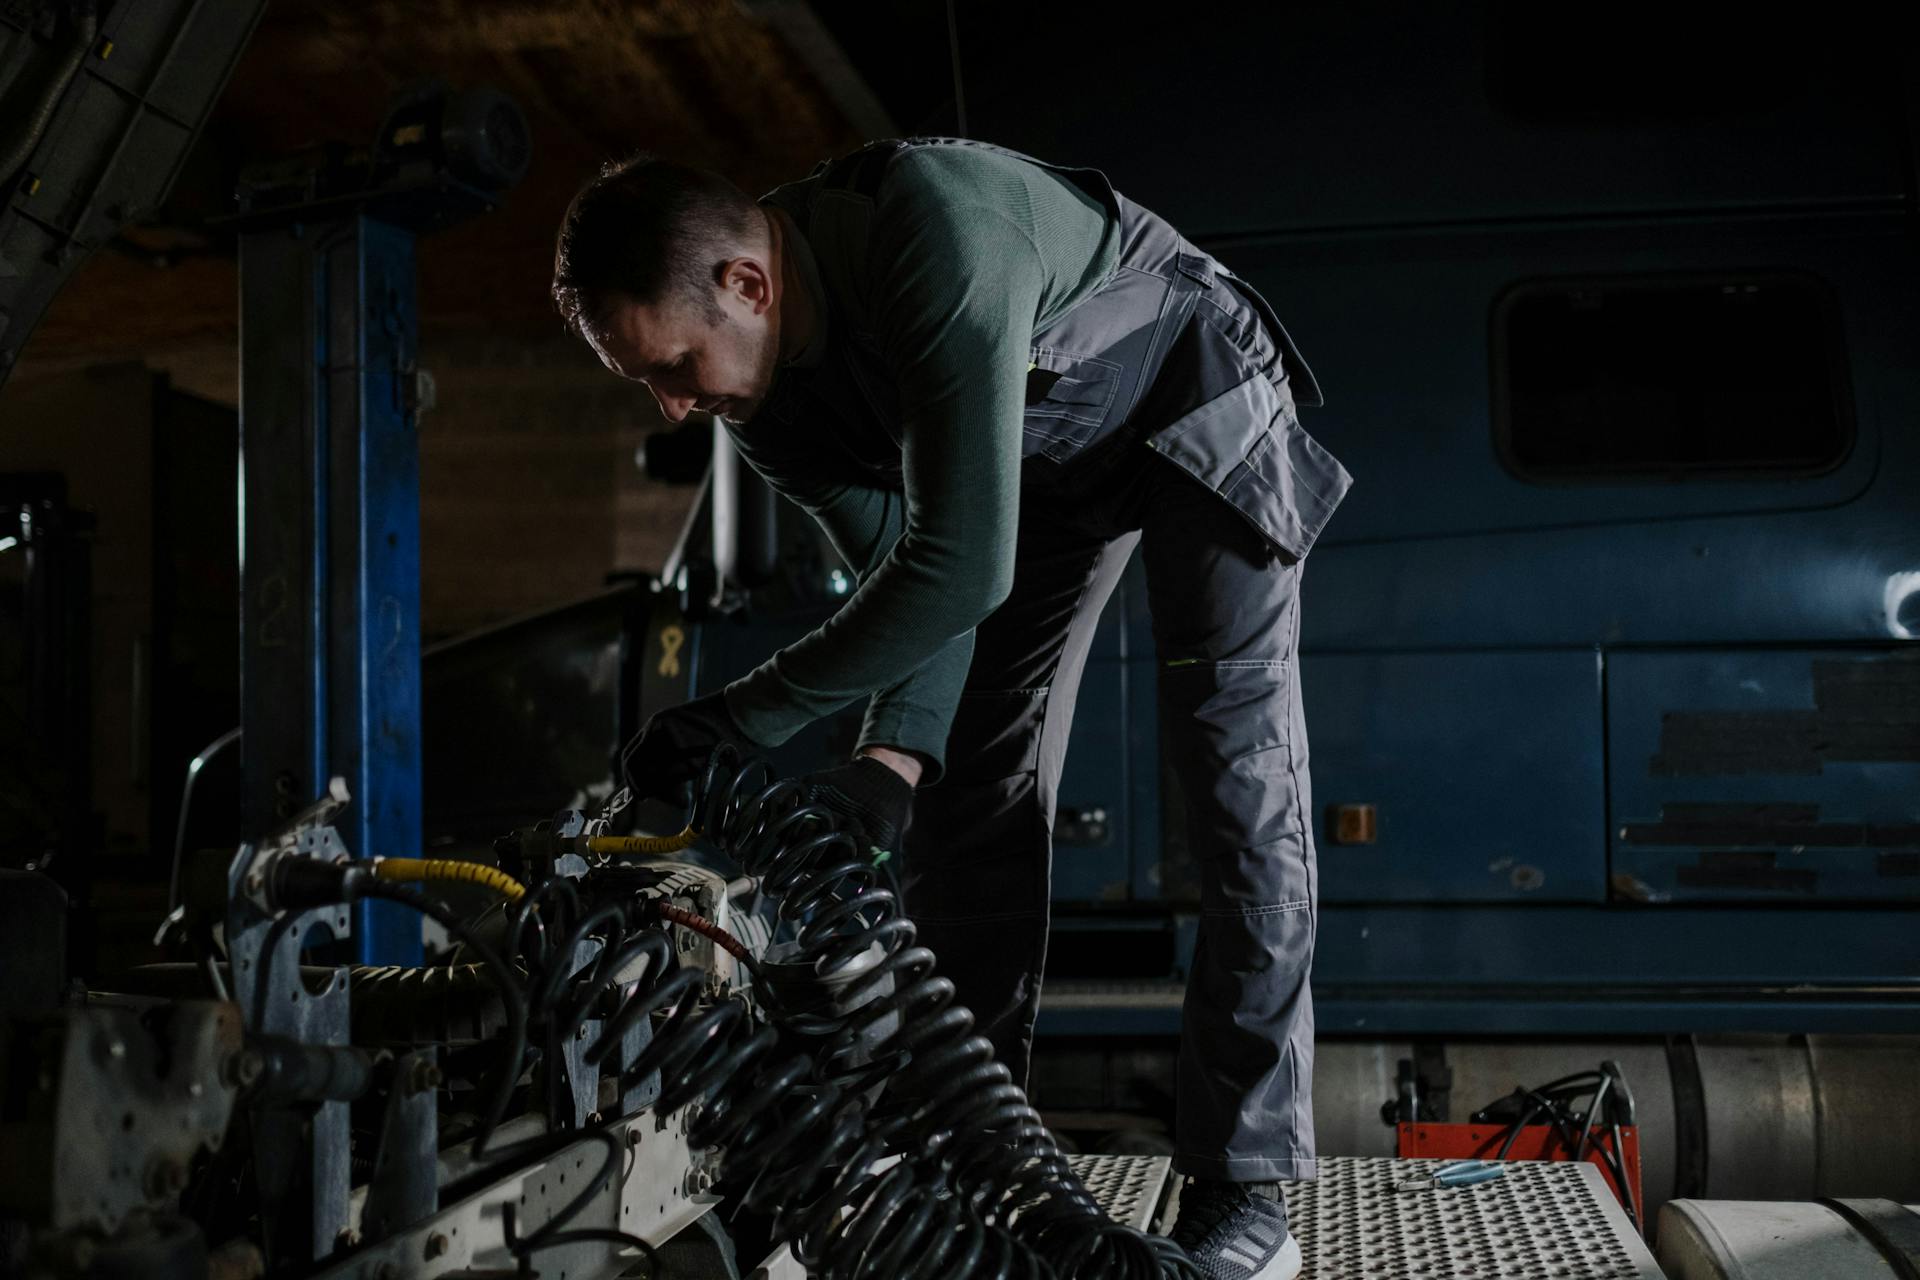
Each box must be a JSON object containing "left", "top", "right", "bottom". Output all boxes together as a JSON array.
[
  {"left": 800, "top": 757, "right": 916, "bottom": 855},
  {"left": 620, "top": 691, "right": 753, "bottom": 803}
]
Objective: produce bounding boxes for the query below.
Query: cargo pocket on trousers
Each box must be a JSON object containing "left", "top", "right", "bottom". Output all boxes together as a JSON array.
[
  {"left": 1191, "top": 890, "right": 1315, "bottom": 1016},
  {"left": 1159, "top": 660, "right": 1302, "bottom": 862},
  {"left": 1023, "top": 348, "right": 1123, "bottom": 458}
]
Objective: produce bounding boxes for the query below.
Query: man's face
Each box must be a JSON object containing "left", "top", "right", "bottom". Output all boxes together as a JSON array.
[{"left": 585, "top": 264, "right": 781, "bottom": 426}]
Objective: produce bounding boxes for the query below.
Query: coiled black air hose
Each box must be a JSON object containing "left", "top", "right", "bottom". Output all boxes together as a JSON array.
[{"left": 568, "top": 746, "right": 1200, "bottom": 1279}]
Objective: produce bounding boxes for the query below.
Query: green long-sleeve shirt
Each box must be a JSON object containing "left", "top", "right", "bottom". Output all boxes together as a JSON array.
[{"left": 721, "top": 145, "right": 1121, "bottom": 780}]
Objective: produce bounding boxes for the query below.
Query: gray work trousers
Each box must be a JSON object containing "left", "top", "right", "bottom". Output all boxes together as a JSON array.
[{"left": 900, "top": 427, "right": 1319, "bottom": 1182}]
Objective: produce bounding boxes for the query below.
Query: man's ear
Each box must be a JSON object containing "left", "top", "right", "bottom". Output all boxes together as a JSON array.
[{"left": 718, "top": 256, "right": 775, "bottom": 317}]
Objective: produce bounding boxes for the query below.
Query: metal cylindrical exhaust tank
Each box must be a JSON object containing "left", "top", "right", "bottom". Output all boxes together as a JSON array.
[{"left": 1312, "top": 1035, "right": 1920, "bottom": 1229}]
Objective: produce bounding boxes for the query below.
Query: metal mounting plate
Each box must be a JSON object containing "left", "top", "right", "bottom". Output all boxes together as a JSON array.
[
  {"left": 1064, "top": 1153, "right": 1174, "bottom": 1233},
  {"left": 1281, "top": 1157, "right": 1663, "bottom": 1280}
]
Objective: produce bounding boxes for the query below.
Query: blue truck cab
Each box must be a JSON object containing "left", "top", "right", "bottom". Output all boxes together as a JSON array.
[
  {"left": 425, "top": 8, "right": 1920, "bottom": 1043},
  {"left": 675, "top": 8, "right": 1920, "bottom": 1039}
]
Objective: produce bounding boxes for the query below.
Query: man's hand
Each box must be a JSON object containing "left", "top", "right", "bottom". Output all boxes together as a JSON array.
[
  {"left": 620, "top": 691, "right": 753, "bottom": 803},
  {"left": 799, "top": 756, "right": 916, "bottom": 855}
]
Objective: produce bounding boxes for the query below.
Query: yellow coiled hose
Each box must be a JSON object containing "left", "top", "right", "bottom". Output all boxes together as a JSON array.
[
  {"left": 369, "top": 830, "right": 697, "bottom": 903},
  {"left": 373, "top": 858, "right": 527, "bottom": 903},
  {"left": 583, "top": 827, "right": 699, "bottom": 857}
]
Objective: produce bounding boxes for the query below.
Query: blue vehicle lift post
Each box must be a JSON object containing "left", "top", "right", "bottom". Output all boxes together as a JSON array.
[
  {"left": 238, "top": 213, "right": 427, "bottom": 965},
  {"left": 235, "top": 87, "right": 528, "bottom": 964}
]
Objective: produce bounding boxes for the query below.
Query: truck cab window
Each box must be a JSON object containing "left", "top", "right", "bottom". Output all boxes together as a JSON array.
[{"left": 1492, "top": 274, "right": 1852, "bottom": 481}]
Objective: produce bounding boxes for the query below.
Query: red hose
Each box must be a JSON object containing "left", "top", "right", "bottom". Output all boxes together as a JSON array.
[{"left": 656, "top": 903, "right": 752, "bottom": 962}]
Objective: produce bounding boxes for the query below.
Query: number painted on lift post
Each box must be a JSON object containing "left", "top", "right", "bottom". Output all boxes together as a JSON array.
[{"left": 658, "top": 625, "right": 684, "bottom": 677}]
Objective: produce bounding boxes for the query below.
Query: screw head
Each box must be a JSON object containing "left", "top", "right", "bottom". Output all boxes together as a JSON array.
[
  {"left": 226, "top": 1049, "right": 265, "bottom": 1089},
  {"left": 405, "top": 1059, "right": 444, "bottom": 1094},
  {"left": 423, "top": 1232, "right": 450, "bottom": 1260},
  {"left": 144, "top": 1155, "right": 189, "bottom": 1199}
]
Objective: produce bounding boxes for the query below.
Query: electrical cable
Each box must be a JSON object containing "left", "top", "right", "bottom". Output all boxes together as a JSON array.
[
  {"left": 1605, "top": 1122, "right": 1640, "bottom": 1230},
  {"left": 1484, "top": 1072, "right": 1602, "bottom": 1151},
  {"left": 566, "top": 744, "right": 1204, "bottom": 1279},
  {"left": 528, "top": 902, "right": 628, "bottom": 1019},
  {"left": 1494, "top": 1086, "right": 1582, "bottom": 1161},
  {"left": 519, "top": 899, "right": 632, "bottom": 1124},
  {"left": 168, "top": 725, "right": 241, "bottom": 912},
  {"left": 496, "top": 1127, "right": 661, "bottom": 1273},
  {"left": 436, "top": 1125, "right": 660, "bottom": 1277},
  {"left": 361, "top": 879, "right": 527, "bottom": 1158},
  {"left": 1574, "top": 1074, "right": 1611, "bottom": 1162},
  {"left": 1480, "top": 1072, "right": 1639, "bottom": 1231},
  {"left": 1535, "top": 1089, "right": 1590, "bottom": 1160},
  {"left": 1494, "top": 1094, "right": 1546, "bottom": 1161},
  {"left": 508, "top": 875, "right": 584, "bottom": 984},
  {"left": 200, "top": 952, "right": 230, "bottom": 1003},
  {"left": 552, "top": 927, "right": 676, "bottom": 1050},
  {"left": 305, "top": 747, "right": 1201, "bottom": 1273}
]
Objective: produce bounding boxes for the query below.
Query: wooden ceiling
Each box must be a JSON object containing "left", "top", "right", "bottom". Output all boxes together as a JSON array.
[{"left": 20, "top": 0, "right": 872, "bottom": 370}]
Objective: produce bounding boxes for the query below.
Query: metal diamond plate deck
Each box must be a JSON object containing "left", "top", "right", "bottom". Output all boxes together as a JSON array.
[
  {"left": 1065, "top": 1153, "right": 1175, "bottom": 1232},
  {"left": 752, "top": 1154, "right": 1172, "bottom": 1276},
  {"left": 756, "top": 1154, "right": 1655, "bottom": 1277},
  {"left": 1281, "top": 1157, "right": 1664, "bottom": 1280}
]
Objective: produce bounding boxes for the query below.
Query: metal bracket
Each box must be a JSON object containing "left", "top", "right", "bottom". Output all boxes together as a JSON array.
[
  {"left": 225, "top": 787, "right": 356, "bottom": 1266},
  {"left": 363, "top": 1049, "right": 441, "bottom": 1240}
]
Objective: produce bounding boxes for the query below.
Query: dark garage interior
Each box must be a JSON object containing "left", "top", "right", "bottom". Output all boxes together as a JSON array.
[{"left": 2, "top": 3, "right": 1917, "bottom": 1277}]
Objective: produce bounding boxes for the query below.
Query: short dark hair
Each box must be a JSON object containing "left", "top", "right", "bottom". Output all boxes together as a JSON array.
[{"left": 551, "top": 153, "right": 762, "bottom": 339}]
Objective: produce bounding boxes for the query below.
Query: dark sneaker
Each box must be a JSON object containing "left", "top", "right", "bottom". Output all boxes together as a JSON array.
[{"left": 1169, "top": 1178, "right": 1303, "bottom": 1280}]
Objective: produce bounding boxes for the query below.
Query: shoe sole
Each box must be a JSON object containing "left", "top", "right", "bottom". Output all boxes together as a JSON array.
[{"left": 1248, "top": 1235, "right": 1303, "bottom": 1280}]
